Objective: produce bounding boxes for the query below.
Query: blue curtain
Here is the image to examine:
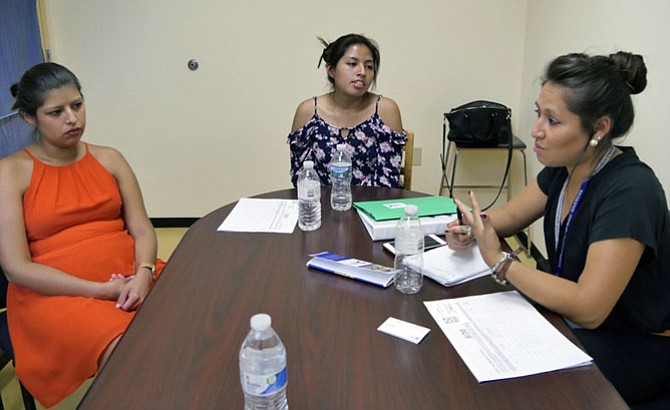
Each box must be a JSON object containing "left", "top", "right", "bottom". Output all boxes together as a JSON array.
[
  {"left": 0, "top": 0, "right": 43, "bottom": 156},
  {"left": 0, "top": 0, "right": 44, "bottom": 117}
]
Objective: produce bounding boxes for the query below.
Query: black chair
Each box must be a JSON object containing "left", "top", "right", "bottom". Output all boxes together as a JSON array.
[
  {"left": 0, "top": 267, "right": 37, "bottom": 410},
  {"left": 439, "top": 131, "right": 528, "bottom": 206},
  {"left": 439, "top": 112, "right": 530, "bottom": 251}
]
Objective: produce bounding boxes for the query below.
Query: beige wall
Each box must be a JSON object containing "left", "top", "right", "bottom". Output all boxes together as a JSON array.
[
  {"left": 42, "top": 0, "right": 670, "bottom": 255},
  {"left": 42, "top": 0, "right": 527, "bottom": 216}
]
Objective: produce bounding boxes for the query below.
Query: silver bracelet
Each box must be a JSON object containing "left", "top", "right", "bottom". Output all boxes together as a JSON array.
[
  {"left": 491, "top": 253, "right": 512, "bottom": 286},
  {"left": 490, "top": 247, "right": 523, "bottom": 286}
]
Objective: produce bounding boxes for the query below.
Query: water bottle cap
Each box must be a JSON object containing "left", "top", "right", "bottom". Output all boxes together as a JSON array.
[
  {"left": 404, "top": 204, "right": 419, "bottom": 216},
  {"left": 303, "top": 160, "right": 314, "bottom": 169},
  {"left": 336, "top": 144, "right": 346, "bottom": 151},
  {"left": 250, "top": 313, "right": 271, "bottom": 331}
]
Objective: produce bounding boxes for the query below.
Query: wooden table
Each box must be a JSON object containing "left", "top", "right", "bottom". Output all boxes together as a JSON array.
[{"left": 78, "top": 186, "right": 627, "bottom": 409}]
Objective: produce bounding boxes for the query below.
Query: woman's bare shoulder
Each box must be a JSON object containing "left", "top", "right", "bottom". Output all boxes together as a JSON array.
[
  {"left": 291, "top": 97, "right": 317, "bottom": 132},
  {"left": 88, "top": 143, "right": 123, "bottom": 160},
  {"left": 377, "top": 95, "right": 403, "bottom": 132},
  {"left": 0, "top": 149, "right": 34, "bottom": 192},
  {"left": 87, "top": 143, "right": 129, "bottom": 176},
  {"left": 0, "top": 148, "right": 33, "bottom": 170},
  {"left": 378, "top": 95, "right": 401, "bottom": 113}
]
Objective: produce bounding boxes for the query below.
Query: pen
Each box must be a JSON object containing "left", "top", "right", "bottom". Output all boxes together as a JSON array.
[{"left": 456, "top": 207, "right": 463, "bottom": 225}]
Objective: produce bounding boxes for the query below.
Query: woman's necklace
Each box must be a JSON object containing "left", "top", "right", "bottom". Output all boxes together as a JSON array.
[{"left": 553, "top": 145, "right": 617, "bottom": 276}]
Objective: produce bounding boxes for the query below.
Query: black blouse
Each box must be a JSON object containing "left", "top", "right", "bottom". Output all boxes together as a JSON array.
[{"left": 537, "top": 146, "right": 670, "bottom": 333}]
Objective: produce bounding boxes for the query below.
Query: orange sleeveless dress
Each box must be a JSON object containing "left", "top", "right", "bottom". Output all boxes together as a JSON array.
[{"left": 7, "top": 144, "right": 164, "bottom": 407}]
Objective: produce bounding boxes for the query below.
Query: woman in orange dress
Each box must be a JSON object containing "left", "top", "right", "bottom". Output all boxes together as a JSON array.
[{"left": 0, "top": 62, "right": 164, "bottom": 407}]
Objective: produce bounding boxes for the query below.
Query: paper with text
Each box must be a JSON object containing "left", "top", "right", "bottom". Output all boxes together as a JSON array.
[
  {"left": 217, "top": 198, "right": 299, "bottom": 234},
  {"left": 424, "top": 291, "right": 592, "bottom": 382}
]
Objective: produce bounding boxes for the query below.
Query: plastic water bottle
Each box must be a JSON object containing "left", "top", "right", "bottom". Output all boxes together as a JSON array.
[
  {"left": 329, "top": 144, "right": 352, "bottom": 211},
  {"left": 239, "top": 313, "right": 289, "bottom": 410},
  {"left": 297, "top": 160, "right": 321, "bottom": 231},
  {"left": 393, "top": 205, "right": 424, "bottom": 294}
]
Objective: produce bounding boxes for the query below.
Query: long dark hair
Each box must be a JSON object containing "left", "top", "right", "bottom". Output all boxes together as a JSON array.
[
  {"left": 11, "top": 62, "right": 82, "bottom": 117},
  {"left": 542, "top": 51, "right": 647, "bottom": 154},
  {"left": 317, "top": 33, "right": 381, "bottom": 87}
]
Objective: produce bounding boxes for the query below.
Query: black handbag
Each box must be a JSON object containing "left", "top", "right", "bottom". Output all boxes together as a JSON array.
[
  {"left": 441, "top": 100, "right": 514, "bottom": 211},
  {"left": 445, "top": 100, "right": 511, "bottom": 147}
]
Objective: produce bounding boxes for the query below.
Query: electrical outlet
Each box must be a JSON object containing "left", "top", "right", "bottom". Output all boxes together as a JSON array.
[{"left": 413, "top": 147, "right": 422, "bottom": 166}]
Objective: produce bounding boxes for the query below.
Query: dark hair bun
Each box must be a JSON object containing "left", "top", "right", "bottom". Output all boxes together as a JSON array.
[
  {"left": 609, "top": 51, "right": 647, "bottom": 95},
  {"left": 10, "top": 83, "right": 18, "bottom": 98}
]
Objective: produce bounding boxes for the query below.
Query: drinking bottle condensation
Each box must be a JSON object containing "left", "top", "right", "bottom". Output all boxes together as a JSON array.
[
  {"left": 297, "top": 160, "right": 321, "bottom": 231},
  {"left": 239, "top": 313, "right": 289, "bottom": 410},
  {"left": 329, "top": 144, "right": 352, "bottom": 211},
  {"left": 393, "top": 205, "right": 424, "bottom": 294}
]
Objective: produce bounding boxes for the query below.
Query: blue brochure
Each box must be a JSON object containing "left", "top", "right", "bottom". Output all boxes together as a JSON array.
[{"left": 306, "top": 252, "right": 398, "bottom": 288}]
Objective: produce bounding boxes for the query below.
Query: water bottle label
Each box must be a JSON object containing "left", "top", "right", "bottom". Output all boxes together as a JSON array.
[
  {"left": 331, "top": 165, "right": 350, "bottom": 177},
  {"left": 241, "top": 367, "right": 287, "bottom": 396},
  {"left": 299, "top": 183, "right": 319, "bottom": 199}
]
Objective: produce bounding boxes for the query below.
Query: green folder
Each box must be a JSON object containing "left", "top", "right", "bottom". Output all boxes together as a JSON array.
[{"left": 353, "top": 196, "right": 457, "bottom": 221}]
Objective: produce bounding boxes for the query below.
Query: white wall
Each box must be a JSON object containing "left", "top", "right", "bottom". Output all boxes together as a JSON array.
[
  {"left": 521, "top": 0, "right": 670, "bottom": 252},
  {"left": 42, "top": 0, "right": 527, "bottom": 216}
]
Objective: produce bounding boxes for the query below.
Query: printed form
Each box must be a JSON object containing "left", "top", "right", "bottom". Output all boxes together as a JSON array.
[
  {"left": 424, "top": 291, "right": 592, "bottom": 382},
  {"left": 217, "top": 198, "right": 299, "bottom": 234}
]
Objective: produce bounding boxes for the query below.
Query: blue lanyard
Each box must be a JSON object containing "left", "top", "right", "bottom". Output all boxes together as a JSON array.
[{"left": 554, "top": 146, "right": 616, "bottom": 276}]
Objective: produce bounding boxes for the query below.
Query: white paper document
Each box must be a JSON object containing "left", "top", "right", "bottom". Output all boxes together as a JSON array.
[
  {"left": 424, "top": 291, "right": 593, "bottom": 382},
  {"left": 413, "top": 243, "right": 491, "bottom": 287},
  {"left": 217, "top": 198, "right": 299, "bottom": 234}
]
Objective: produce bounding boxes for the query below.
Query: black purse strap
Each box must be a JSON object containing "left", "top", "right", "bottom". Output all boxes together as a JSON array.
[
  {"left": 440, "top": 113, "right": 452, "bottom": 197},
  {"left": 483, "top": 122, "right": 513, "bottom": 211}
]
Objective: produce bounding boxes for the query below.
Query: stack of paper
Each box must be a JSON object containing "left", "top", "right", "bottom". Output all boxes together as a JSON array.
[
  {"left": 306, "top": 252, "right": 398, "bottom": 287},
  {"left": 354, "top": 196, "right": 457, "bottom": 241},
  {"left": 424, "top": 291, "right": 593, "bottom": 382},
  {"left": 357, "top": 210, "right": 456, "bottom": 241}
]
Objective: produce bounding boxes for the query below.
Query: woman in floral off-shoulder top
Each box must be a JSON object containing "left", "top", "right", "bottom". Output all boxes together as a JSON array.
[{"left": 287, "top": 33, "right": 407, "bottom": 188}]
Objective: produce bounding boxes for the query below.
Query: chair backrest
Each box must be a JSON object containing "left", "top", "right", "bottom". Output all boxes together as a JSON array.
[{"left": 401, "top": 129, "right": 414, "bottom": 190}]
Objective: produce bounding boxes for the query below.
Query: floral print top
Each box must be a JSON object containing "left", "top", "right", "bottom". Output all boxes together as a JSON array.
[{"left": 287, "top": 95, "right": 407, "bottom": 188}]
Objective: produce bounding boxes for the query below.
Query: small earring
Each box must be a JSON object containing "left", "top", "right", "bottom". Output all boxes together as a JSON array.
[{"left": 589, "top": 139, "right": 599, "bottom": 147}]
